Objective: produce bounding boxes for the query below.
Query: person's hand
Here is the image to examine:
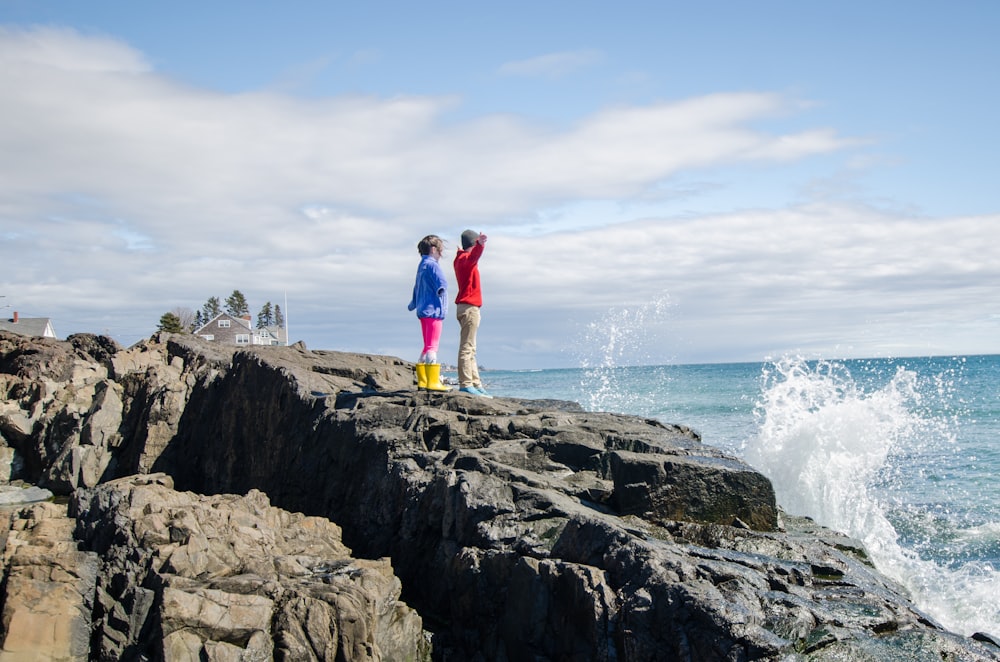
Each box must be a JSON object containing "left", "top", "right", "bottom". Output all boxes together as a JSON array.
[{"left": 478, "top": 233, "right": 487, "bottom": 245}]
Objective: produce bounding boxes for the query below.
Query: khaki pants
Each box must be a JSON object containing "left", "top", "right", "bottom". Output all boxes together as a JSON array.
[{"left": 456, "top": 303, "right": 481, "bottom": 388}]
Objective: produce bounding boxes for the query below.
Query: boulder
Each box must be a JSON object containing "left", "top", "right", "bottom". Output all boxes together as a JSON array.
[{"left": 70, "top": 473, "right": 428, "bottom": 661}]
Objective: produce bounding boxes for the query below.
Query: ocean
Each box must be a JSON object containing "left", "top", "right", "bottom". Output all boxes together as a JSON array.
[{"left": 474, "top": 353, "right": 1000, "bottom": 639}]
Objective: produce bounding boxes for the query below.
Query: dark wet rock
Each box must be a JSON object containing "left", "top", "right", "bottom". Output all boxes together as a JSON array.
[{"left": 1, "top": 330, "right": 997, "bottom": 661}]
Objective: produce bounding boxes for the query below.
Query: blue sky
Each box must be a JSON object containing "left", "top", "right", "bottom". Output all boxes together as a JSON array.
[{"left": 2, "top": 1, "right": 998, "bottom": 368}]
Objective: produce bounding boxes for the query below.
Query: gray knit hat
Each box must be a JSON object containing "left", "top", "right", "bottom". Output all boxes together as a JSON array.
[{"left": 461, "top": 229, "right": 479, "bottom": 249}]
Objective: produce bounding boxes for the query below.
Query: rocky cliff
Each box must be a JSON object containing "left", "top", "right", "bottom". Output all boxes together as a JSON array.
[{"left": 1, "top": 330, "right": 997, "bottom": 661}]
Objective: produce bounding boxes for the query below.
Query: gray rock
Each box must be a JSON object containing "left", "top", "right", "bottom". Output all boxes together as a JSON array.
[{"left": 1, "top": 330, "right": 998, "bottom": 661}]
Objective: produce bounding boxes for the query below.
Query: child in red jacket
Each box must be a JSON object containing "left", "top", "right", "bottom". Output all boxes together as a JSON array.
[{"left": 453, "top": 230, "right": 492, "bottom": 398}]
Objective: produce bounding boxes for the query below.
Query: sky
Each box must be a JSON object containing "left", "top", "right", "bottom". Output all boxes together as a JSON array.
[{"left": 1, "top": 1, "right": 998, "bottom": 369}]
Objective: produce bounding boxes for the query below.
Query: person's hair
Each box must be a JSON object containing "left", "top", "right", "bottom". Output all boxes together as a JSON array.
[{"left": 417, "top": 235, "right": 444, "bottom": 255}]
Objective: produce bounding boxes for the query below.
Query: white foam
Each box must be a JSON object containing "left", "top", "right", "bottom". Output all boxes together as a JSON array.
[{"left": 743, "top": 356, "right": 1000, "bottom": 637}]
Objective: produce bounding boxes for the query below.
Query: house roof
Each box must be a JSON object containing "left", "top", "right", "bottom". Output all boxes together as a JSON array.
[
  {"left": 0, "top": 316, "right": 57, "bottom": 338},
  {"left": 192, "top": 312, "right": 252, "bottom": 336}
]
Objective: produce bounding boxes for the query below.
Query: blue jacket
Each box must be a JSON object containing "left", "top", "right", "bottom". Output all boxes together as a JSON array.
[{"left": 408, "top": 255, "right": 448, "bottom": 319}]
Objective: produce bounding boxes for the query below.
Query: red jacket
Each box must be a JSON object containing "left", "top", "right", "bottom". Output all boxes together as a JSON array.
[{"left": 453, "top": 243, "right": 484, "bottom": 306}]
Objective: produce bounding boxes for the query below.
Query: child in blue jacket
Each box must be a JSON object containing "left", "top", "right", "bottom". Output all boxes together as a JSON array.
[{"left": 407, "top": 235, "right": 450, "bottom": 391}]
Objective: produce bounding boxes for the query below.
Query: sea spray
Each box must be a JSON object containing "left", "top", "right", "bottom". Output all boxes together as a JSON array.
[
  {"left": 742, "top": 358, "right": 921, "bottom": 541},
  {"left": 575, "top": 296, "right": 672, "bottom": 413},
  {"left": 743, "top": 356, "right": 1000, "bottom": 637}
]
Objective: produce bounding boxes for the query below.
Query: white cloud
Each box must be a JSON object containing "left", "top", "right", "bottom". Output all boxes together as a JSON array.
[
  {"left": 1, "top": 28, "right": 996, "bottom": 366},
  {"left": 0, "top": 26, "right": 149, "bottom": 73},
  {"left": 1, "top": 31, "right": 850, "bottom": 228},
  {"left": 498, "top": 49, "right": 604, "bottom": 78},
  {"left": 485, "top": 204, "right": 999, "bottom": 364}
]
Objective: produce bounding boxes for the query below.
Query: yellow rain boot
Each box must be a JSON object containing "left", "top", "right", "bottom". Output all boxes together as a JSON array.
[
  {"left": 424, "top": 363, "right": 450, "bottom": 391},
  {"left": 415, "top": 363, "right": 429, "bottom": 389}
]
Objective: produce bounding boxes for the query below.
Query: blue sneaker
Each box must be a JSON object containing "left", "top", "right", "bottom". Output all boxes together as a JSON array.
[{"left": 459, "top": 386, "right": 494, "bottom": 399}]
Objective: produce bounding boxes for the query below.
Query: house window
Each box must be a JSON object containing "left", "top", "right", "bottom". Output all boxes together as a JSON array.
[
  {"left": 218, "top": 319, "right": 231, "bottom": 328},
  {"left": 200, "top": 334, "right": 215, "bottom": 341},
  {"left": 236, "top": 334, "right": 250, "bottom": 345}
]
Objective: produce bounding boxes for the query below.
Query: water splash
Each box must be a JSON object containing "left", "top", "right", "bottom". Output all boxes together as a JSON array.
[
  {"left": 743, "top": 356, "right": 1000, "bottom": 637},
  {"left": 575, "top": 296, "right": 672, "bottom": 412}
]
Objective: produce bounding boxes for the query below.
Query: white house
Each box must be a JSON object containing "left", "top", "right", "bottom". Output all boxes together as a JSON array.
[{"left": 193, "top": 313, "right": 286, "bottom": 346}]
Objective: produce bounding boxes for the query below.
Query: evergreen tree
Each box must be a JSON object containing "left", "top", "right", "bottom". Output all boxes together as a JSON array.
[
  {"left": 157, "top": 312, "right": 184, "bottom": 333},
  {"left": 257, "top": 301, "right": 274, "bottom": 328},
  {"left": 202, "top": 297, "right": 221, "bottom": 321},
  {"left": 274, "top": 304, "right": 284, "bottom": 327},
  {"left": 225, "top": 290, "right": 249, "bottom": 317},
  {"left": 194, "top": 310, "right": 204, "bottom": 329}
]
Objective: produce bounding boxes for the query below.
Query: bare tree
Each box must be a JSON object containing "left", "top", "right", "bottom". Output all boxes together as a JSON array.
[{"left": 172, "top": 307, "right": 196, "bottom": 332}]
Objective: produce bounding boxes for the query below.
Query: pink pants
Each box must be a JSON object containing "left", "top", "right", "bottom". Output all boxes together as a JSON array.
[{"left": 420, "top": 317, "right": 443, "bottom": 358}]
